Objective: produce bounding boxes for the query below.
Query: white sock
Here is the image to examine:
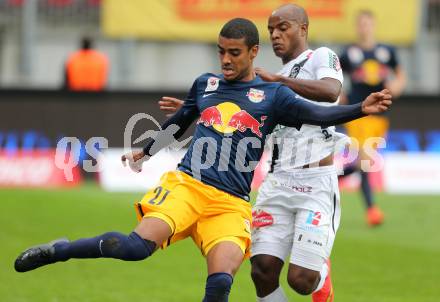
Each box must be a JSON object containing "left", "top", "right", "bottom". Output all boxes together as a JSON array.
[
  {"left": 257, "top": 286, "right": 288, "bottom": 302},
  {"left": 314, "top": 261, "right": 329, "bottom": 293}
]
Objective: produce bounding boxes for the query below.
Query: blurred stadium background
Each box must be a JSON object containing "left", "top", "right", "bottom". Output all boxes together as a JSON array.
[{"left": 0, "top": 0, "right": 439, "bottom": 301}]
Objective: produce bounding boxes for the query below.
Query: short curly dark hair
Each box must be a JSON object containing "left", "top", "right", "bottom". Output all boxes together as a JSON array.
[{"left": 219, "top": 18, "right": 259, "bottom": 49}]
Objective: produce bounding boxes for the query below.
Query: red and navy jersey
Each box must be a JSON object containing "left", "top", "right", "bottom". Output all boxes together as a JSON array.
[
  {"left": 340, "top": 43, "right": 399, "bottom": 105},
  {"left": 144, "top": 73, "right": 363, "bottom": 201}
]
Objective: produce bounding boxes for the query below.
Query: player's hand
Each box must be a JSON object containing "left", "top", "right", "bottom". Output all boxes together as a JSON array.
[
  {"left": 255, "top": 67, "right": 280, "bottom": 82},
  {"left": 158, "top": 97, "right": 184, "bottom": 117},
  {"left": 121, "top": 150, "right": 149, "bottom": 173},
  {"left": 361, "top": 89, "right": 393, "bottom": 115}
]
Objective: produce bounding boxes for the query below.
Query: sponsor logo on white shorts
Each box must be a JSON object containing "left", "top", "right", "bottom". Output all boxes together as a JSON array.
[{"left": 252, "top": 209, "right": 274, "bottom": 228}]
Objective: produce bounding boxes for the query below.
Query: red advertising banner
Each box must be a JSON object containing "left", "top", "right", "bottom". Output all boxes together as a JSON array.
[
  {"left": 176, "top": 0, "right": 343, "bottom": 20},
  {"left": 0, "top": 150, "right": 82, "bottom": 188}
]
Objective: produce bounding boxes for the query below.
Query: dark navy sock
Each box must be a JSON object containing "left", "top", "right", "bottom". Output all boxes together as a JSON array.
[
  {"left": 341, "top": 165, "right": 358, "bottom": 177},
  {"left": 360, "top": 171, "right": 374, "bottom": 208},
  {"left": 202, "top": 273, "right": 233, "bottom": 302},
  {"left": 53, "top": 231, "right": 156, "bottom": 262}
]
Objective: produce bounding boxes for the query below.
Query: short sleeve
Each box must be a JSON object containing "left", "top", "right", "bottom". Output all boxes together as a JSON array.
[{"left": 312, "top": 47, "right": 343, "bottom": 84}]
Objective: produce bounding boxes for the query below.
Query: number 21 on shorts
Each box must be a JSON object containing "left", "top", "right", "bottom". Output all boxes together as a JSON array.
[{"left": 148, "top": 186, "right": 170, "bottom": 205}]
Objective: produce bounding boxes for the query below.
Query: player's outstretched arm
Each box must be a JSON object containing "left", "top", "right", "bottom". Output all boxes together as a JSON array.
[
  {"left": 275, "top": 87, "right": 392, "bottom": 128},
  {"left": 122, "top": 81, "right": 200, "bottom": 172},
  {"left": 121, "top": 105, "right": 198, "bottom": 172}
]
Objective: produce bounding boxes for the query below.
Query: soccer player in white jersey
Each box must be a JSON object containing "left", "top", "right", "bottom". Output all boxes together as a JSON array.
[
  {"left": 250, "top": 4, "right": 345, "bottom": 302},
  {"left": 158, "top": 4, "right": 344, "bottom": 302}
]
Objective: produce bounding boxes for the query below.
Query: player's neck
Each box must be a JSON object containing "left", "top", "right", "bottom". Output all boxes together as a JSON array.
[
  {"left": 238, "top": 68, "right": 256, "bottom": 82},
  {"left": 282, "top": 43, "right": 308, "bottom": 64},
  {"left": 358, "top": 37, "right": 376, "bottom": 50}
]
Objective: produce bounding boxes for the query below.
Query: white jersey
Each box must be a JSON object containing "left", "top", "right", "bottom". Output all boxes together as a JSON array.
[
  {"left": 270, "top": 47, "right": 348, "bottom": 172},
  {"left": 252, "top": 48, "right": 346, "bottom": 269}
]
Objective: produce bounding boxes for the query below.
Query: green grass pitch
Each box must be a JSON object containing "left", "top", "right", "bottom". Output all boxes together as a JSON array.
[{"left": 1, "top": 183, "right": 439, "bottom": 301}]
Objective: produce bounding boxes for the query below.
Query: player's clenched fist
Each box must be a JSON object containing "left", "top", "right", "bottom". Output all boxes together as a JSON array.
[
  {"left": 361, "top": 89, "right": 393, "bottom": 115},
  {"left": 121, "top": 150, "right": 150, "bottom": 173}
]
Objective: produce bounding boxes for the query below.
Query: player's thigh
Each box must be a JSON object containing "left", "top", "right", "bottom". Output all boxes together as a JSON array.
[
  {"left": 252, "top": 179, "right": 296, "bottom": 261},
  {"left": 345, "top": 119, "right": 366, "bottom": 148},
  {"left": 134, "top": 217, "right": 173, "bottom": 246},
  {"left": 206, "top": 241, "right": 244, "bottom": 276},
  {"left": 372, "top": 116, "right": 389, "bottom": 142},
  {"left": 135, "top": 171, "right": 203, "bottom": 246},
  {"left": 193, "top": 195, "right": 252, "bottom": 259},
  {"left": 358, "top": 116, "right": 389, "bottom": 161},
  {"left": 290, "top": 175, "right": 341, "bottom": 271},
  {"left": 251, "top": 207, "right": 294, "bottom": 262}
]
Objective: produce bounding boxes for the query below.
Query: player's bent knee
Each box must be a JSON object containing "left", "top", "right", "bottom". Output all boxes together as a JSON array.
[
  {"left": 203, "top": 273, "right": 233, "bottom": 302},
  {"left": 250, "top": 263, "right": 275, "bottom": 285},
  {"left": 100, "top": 232, "right": 156, "bottom": 261},
  {"left": 287, "top": 267, "right": 320, "bottom": 295},
  {"left": 250, "top": 256, "right": 282, "bottom": 285}
]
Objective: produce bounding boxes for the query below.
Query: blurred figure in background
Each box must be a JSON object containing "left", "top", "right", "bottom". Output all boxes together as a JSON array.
[
  {"left": 63, "top": 37, "right": 109, "bottom": 91},
  {"left": 339, "top": 10, "right": 406, "bottom": 226}
]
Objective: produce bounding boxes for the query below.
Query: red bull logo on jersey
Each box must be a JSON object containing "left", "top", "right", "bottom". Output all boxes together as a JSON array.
[
  {"left": 306, "top": 211, "right": 321, "bottom": 226},
  {"left": 353, "top": 59, "right": 390, "bottom": 86},
  {"left": 197, "top": 106, "right": 222, "bottom": 127},
  {"left": 246, "top": 88, "right": 265, "bottom": 103},
  {"left": 197, "top": 102, "right": 267, "bottom": 138}
]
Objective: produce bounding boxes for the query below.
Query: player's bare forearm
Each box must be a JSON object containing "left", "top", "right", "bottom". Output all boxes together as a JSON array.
[
  {"left": 279, "top": 77, "right": 341, "bottom": 103},
  {"left": 338, "top": 92, "right": 349, "bottom": 105},
  {"left": 385, "top": 66, "right": 407, "bottom": 98}
]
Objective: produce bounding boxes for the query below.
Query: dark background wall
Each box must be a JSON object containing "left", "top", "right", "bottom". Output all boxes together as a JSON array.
[{"left": 0, "top": 90, "right": 438, "bottom": 149}]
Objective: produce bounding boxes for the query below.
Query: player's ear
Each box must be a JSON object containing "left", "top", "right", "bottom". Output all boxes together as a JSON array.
[
  {"left": 250, "top": 45, "right": 259, "bottom": 60},
  {"left": 300, "top": 23, "right": 308, "bottom": 38}
]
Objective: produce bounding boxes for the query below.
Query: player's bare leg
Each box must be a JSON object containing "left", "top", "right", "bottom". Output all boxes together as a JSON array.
[
  {"left": 345, "top": 150, "right": 384, "bottom": 226},
  {"left": 287, "top": 264, "right": 321, "bottom": 295},
  {"left": 134, "top": 216, "right": 173, "bottom": 246},
  {"left": 203, "top": 241, "right": 244, "bottom": 302},
  {"left": 286, "top": 261, "right": 333, "bottom": 302},
  {"left": 14, "top": 217, "right": 171, "bottom": 272},
  {"left": 250, "top": 254, "right": 286, "bottom": 301}
]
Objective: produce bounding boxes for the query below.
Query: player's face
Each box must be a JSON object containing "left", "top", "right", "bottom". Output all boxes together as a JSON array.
[
  {"left": 268, "top": 15, "right": 306, "bottom": 61},
  {"left": 217, "top": 36, "right": 258, "bottom": 81},
  {"left": 357, "top": 14, "right": 375, "bottom": 40}
]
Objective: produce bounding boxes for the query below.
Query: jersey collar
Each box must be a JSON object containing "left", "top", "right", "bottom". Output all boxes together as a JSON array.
[{"left": 283, "top": 49, "right": 313, "bottom": 69}]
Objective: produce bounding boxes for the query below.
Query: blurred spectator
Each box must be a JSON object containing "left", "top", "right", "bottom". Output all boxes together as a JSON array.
[
  {"left": 63, "top": 37, "right": 109, "bottom": 91},
  {"left": 339, "top": 10, "right": 407, "bottom": 227}
]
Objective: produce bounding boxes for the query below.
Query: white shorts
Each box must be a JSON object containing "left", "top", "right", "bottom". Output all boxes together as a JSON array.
[{"left": 251, "top": 166, "right": 341, "bottom": 271}]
